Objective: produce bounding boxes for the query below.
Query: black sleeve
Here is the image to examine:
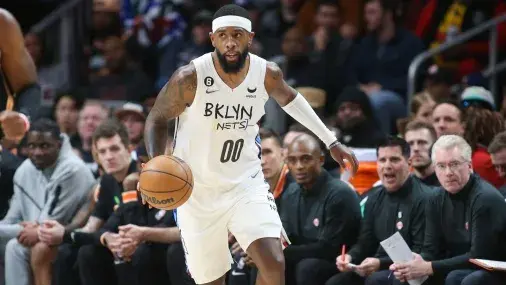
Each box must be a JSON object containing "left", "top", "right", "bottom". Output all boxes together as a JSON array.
[
  {"left": 432, "top": 192, "right": 505, "bottom": 274},
  {"left": 283, "top": 188, "right": 361, "bottom": 263},
  {"left": 95, "top": 206, "right": 123, "bottom": 243},
  {"left": 421, "top": 193, "right": 442, "bottom": 262},
  {"left": 62, "top": 231, "right": 96, "bottom": 246},
  {"left": 63, "top": 207, "right": 124, "bottom": 247},
  {"left": 348, "top": 192, "right": 379, "bottom": 264},
  {"left": 91, "top": 178, "right": 113, "bottom": 221},
  {"left": 15, "top": 83, "right": 41, "bottom": 120},
  {"left": 410, "top": 193, "right": 428, "bottom": 255}
]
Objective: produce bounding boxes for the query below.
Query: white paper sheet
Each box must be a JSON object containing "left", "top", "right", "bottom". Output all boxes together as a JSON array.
[{"left": 380, "top": 232, "right": 428, "bottom": 285}]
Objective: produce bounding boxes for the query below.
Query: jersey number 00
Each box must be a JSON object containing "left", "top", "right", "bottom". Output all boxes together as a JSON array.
[{"left": 220, "top": 139, "right": 244, "bottom": 163}]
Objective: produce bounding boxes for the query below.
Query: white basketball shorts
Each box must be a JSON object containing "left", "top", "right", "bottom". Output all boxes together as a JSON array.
[{"left": 174, "top": 180, "right": 282, "bottom": 284}]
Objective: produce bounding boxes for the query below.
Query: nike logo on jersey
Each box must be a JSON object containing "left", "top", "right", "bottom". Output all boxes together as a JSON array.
[
  {"left": 231, "top": 270, "right": 246, "bottom": 276},
  {"left": 206, "top": 89, "right": 217, "bottom": 94},
  {"left": 247, "top": 87, "right": 257, "bottom": 93},
  {"left": 251, "top": 170, "right": 260, "bottom": 179}
]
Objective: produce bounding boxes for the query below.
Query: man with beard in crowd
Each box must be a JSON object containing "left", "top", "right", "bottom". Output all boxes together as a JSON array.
[{"left": 333, "top": 86, "right": 386, "bottom": 148}]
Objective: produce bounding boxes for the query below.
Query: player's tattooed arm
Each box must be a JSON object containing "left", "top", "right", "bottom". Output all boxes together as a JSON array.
[
  {"left": 0, "top": 9, "right": 38, "bottom": 92},
  {"left": 264, "top": 61, "right": 297, "bottom": 107},
  {"left": 144, "top": 63, "right": 197, "bottom": 159}
]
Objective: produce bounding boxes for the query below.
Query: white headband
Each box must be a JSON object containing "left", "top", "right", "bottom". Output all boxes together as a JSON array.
[{"left": 212, "top": 15, "right": 252, "bottom": 33}]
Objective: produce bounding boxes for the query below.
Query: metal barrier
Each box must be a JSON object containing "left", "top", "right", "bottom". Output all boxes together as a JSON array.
[
  {"left": 29, "top": 0, "right": 92, "bottom": 91},
  {"left": 407, "top": 13, "right": 506, "bottom": 113}
]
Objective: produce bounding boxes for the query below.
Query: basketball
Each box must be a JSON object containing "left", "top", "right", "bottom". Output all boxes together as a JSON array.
[{"left": 138, "top": 155, "right": 193, "bottom": 210}]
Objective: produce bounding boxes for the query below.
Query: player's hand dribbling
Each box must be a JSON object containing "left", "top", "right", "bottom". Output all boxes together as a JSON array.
[
  {"left": 0, "top": 110, "right": 29, "bottom": 142},
  {"left": 136, "top": 163, "right": 152, "bottom": 209},
  {"left": 329, "top": 142, "right": 359, "bottom": 176}
]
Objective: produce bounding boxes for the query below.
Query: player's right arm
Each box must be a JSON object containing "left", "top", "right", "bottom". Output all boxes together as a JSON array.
[
  {"left": 0, "top": 9, "right": 41, "bottom": 121},
  {"left": 0, "top": 9, "right": 38, "bottom": 93},
  {"left": 144, "top": 63, "right": 197, "bottom": 159}
]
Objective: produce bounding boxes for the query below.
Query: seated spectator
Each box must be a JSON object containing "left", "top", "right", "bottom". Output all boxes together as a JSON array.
[
  {"left": 87, "top": 36, "right": 154, "bottom": 102},
  {"left": 391, "top": 135, "right": 506, "bottom": 285},
  {"left": 86, "top": 0, "right": 122, "bottom": 80},
  {"left": 404, "top": 120, "right": 440, "bottom": 187},
  {"left": 488, "top": 131, "right": 506, "bottom": 197},
  {"left": 0, "top": 119, "right": 95, "bottom": 285},
  {"left": 73, "top": 101, "right": 109, "bottom": 174},
  {"left": 328, "top": 136, "right": 430, "bottom": 285},
  {"left": 44, "top": 119, "right": 137, "bottom": 285},
  {"left": 23, "top": 32, "right": 59, "bottom": 112},
  {"left": 260, "top": 128, "right": 292, "bottom": 205},
  {"left": 423, "top": 64, "right": 455, "bottom": 101},
  {"left": 309, "top": 0, "right": 353, "bottom": 112},
  {"left": 257, "top": 0, "right": 302, "bottom": 57},
  {"left": 432, "top": 100, "right": 464, "bottom": 138},
  {"left": 348, "top": 0, "right": 424, "bottom": 134},
  {"left": 397, "top": 91, "right": 436, "bottom": 135},
  {"left": 281, "top": 134, "right": 361, "bottom": 284},
  {"left": 76, "top": 172, "right": 191, "bottom": 285},
  {"left": 157, "top": 10, "right": 213, "bottom": 90},
  {"left": 461, "top": 88, "right": 505, "bottom": 188},
  {"left": 410, "top": 92, "right": 436, "bottom": 124},
  {"left": 52, "top": 91, "right": 84, "bottom": 140},
  {"left": 332, "top": 86, "right": 386, "bottom": 148},
  {"left": 263, "top": 27, "right": 326, "bottom": 134},
  {"left": 114, "top": 102, "right": 145, "bottom": 152},
  {"left": 414, "top": 0, "right": 506, "bottom": 78}
]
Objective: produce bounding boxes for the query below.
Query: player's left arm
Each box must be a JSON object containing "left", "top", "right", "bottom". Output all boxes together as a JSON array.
[
  {"left": 0, "top": 9, "right": 41, "bottom": 119},
  {"left": 264, "top": 61, "right": 359, "bottom": 175}
]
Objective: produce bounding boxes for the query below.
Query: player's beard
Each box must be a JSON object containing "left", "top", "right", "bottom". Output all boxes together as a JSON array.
[{"left": 216, "top": 48, "right": 249, "bottom": 74}]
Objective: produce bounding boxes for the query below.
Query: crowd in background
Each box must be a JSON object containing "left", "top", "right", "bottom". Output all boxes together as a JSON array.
[{"left": 1, "top": 0, "right": 506, "bottom": 284}]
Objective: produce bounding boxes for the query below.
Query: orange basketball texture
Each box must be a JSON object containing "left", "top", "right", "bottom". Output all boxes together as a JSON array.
[{"left": 139, "top": 155, "right": 193, "bottom": 210}]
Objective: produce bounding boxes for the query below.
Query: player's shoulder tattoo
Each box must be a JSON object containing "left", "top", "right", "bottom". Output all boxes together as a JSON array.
[
  {"left": 174, "top": 63, "right": 197, "bottom": 92},
  {"left": 266, "top": 61, "right": 283, "bottom": 82}
]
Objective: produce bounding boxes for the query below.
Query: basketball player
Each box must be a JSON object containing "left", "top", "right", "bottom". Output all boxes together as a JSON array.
[
  {"left": 0, "top": 8, "right": 42, "bottom": 141},
  {"left": 143, "top": 4, "right": 358, "bottom": 285}
]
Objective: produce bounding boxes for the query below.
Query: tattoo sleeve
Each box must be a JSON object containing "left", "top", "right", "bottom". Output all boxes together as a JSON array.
[{"left": 144, "top": 64, "right": 197, "bottom": 159}]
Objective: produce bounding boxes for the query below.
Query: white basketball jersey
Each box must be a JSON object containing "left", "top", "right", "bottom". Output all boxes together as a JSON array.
[{"left": 172, "top": 52, "right": 269, "bottom": 192}]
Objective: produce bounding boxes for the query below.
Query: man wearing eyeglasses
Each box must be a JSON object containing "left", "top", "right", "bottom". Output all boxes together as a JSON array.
[
  {"left": 390, "top": 135, "right": 506, "bottom": 285},
  {"left": 488, "top": 131, "right": 506, "bottom": 198}
]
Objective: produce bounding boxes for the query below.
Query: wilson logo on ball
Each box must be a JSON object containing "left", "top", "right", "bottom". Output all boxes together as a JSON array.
[{"left": 142, "top": 193, "right": 175, "bottom": 205}]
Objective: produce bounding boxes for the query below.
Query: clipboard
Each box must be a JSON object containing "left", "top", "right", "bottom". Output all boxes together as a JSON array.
[{"left": 469, "top": 259, "right": 506, "bottom": 271}]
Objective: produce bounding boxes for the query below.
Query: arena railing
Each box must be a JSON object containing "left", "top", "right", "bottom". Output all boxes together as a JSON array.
[
  {"left": 407, "top": 13, "right": 506, "bottom": 113},
  {"left": 29, "top": 0, "right": 92, "bottom": 91}
]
